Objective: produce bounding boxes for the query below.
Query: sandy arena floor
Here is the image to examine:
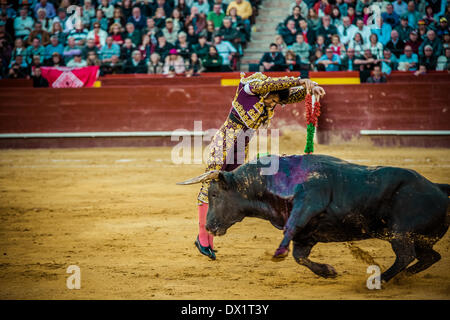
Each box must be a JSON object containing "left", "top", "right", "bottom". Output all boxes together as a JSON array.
[{"left": 0, "top": 132, "right": 449, "bottom": 299}]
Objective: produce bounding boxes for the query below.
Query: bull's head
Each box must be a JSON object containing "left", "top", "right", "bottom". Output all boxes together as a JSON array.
[{"left": 177, "top": 171, "right": 246, "bottom": 236}]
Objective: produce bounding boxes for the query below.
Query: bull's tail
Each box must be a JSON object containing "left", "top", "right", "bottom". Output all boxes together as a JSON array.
[{"left": 435, "top": 183, "right": 450, "bottom": 196}]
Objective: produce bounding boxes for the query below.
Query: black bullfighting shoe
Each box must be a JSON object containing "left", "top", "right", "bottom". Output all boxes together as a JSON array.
[{"left": 195, "top": 236, "right": 216, "bottom": 260}]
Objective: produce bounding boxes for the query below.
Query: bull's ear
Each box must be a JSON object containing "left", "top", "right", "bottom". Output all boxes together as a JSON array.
[{"left": 218, "top": 172, "right": 232, "bottom": 190}]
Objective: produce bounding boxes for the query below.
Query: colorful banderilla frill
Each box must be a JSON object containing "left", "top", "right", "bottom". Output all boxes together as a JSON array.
[{"left": 304, "top": 93, "right": 321, "bottom": 154}]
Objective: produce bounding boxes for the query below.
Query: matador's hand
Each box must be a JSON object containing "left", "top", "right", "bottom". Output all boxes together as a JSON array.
[
  {"left": 312, "top": 86, "right": 326, "bottom": 102},
  {"left": 300, "top": 78, "right": 318, "bottom": 94}
]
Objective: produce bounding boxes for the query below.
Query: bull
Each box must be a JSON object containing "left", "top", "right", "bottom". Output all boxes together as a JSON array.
[{"left": 178, "top": 154, "right": 449, "bottom": 282}]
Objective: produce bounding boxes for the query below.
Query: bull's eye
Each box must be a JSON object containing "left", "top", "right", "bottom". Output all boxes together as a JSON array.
[{"left": 211, "top": 193, "right": 217, "bottom": 198}]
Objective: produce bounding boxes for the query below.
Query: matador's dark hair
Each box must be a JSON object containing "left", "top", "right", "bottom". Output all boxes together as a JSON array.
[{"left": 270, "top": 89, "right": 290, "bottom": 102}]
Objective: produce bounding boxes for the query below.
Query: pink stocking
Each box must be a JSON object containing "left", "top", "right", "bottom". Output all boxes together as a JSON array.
[{"left": 198, "top": 203, "right": 209, "bottom": 247}]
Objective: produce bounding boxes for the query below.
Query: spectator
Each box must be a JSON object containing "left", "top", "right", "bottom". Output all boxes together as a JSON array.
[
  {"left": 36, "top": 8, "right": 52, "bottom": 33},
  {"left": 193, "top": 0, "right": 210, "bottom": 15},
  {"left": 185, "top": 6, "right": 207, "bottom": 35},
  {"left": 380, "top": 48, "right": 398, "bottom": 74},
  {"left": 274, "top": 34, "right": 288, "bottom": 54},
  {"left": 355, "top": 19, "right": 371, "bottom": 44},
  {"left": 185, "top": 52, "right": 204, "bottom": 76},
  {"left": 155, "top": 35, "right": 174, "bottom": 60},
  {"left": 405, "top": 30, "right": 422, "bottom": 54},
  {"left": 289, "top": 0, "right": 308, "bottom": 19},
  {"left": 91, "top": 9, "right": 109, "bottom": 31},
  {"left": 176, "top": 31, "right": 191, "bottom": 60},
  {"left": 316, "top": 47, "right": 340, "bottom": 71},
  {"left": 8, "top": 61, "right": 28, "bottom": 79},
  {"left": 120, "top": 0, "right": 134, "bottom": 21},
  {"left": 393, "top": 0, "right": 408, "bottom": 17},
  {"left": 330, "top": 6, "right": 342, "bottom": 28},
  {"left": 67, "top": 21, "right": 88, "bottom": 45},
  {"left": 143, "top": 18, "right": 159, "bottom": 39},
  {"left": 330, "top": 34, "right": 345, "bottom": 57},
  {"left": 284, "top": 50, "right": 302, "bottom": 71},
  {"left": 312, "top": 34, "right": 326, "bottom": 53},
  {"left": 99, "top": 0, "right": 114, "bottom": 20},
  {"left": 366, "top": 65, "right": 387, "bottom": 83},
  {"left": 34, "top": 0, "right": 56, "bottom": 19},
  {"left": 111, "top": 7, "right": 126, "bottom": 29},
  {"left": 365, "top": 33, "right": 383, "bottom": 59},
  {"left": 124, "top": 50, "right": 148, "bottom": 73},
  {"left": 346, "top": 5, "right": 356, "bottom": 24},
  {"left": 417, "top": 19, "right": 428, "bottom": 40},
  {"left": 382, "top": 3, "right": 400, "bottom": 28},
  {"left": 313, "top": 0, "right": 331, "bottom": 16},
  {"left": 419, "top": 45, "right": 437, "bottom": 70},
  {"left": 32, "top": 66, "right": 49, "bottom": 87},
  {"left": 50, "top": 21, "right": 66, "bottom": 46},
  {"left": 370, "top": 16, "right": 392, "bottom": 46},
  {"left": 11, "top": 38, "right": 26, "bottom": 61},
  {"left": 124, "top": 22, "right": 142, "bottom": 47},
  {"left": 192, "top": 34, "right": 208, "bottom": 59},
  {"left": 186, "top": 24, "right": 199, "bottom": 45},
  {"left": 219, "top": 17, "right": 242, "bottom": 54},
  {"left": 228, "top": 7, "right": 248, "bottom": 42},
  {"left": 100, "top": 54, "right": 123, "bottom": 74},
  {"left": 298, "top": 19, "right": 315, "bottom": 44},
  {"left": 135, "top": 0, "right": 153, "bottom": 18},
  {"left": 226, "top": 0, "right": 253, "bottom": 21},
  {"left": 213, "top": 34, "right": 236, "bottom": 71},
  {"left": 45, "top": 35, "right": 64, "bottom": 61},
  {"left": 335, "top": 0, "right": 348, "bottom": 16},
  {"left": 260, "top": 42, "right": 286, "bottom": 71},
  {"left": 148, "top": 52, "right": 164, "bottom": 74},
  {"left": 284, "top": 6, "right": 303, "bottom": 29},
  {"left": 82, "top": 38, "right": 99, "bottom": 59},
  {"left": 53, "top": 8, "right": 72, "bottom": 33},
  {"left": 404, "top": 1, "right": 422, "bottom": 28},
  {"left": 67, "top": 53, "right": 87, "bottom": 67},
  {"left": 289, "top": 33, "right": 311, "bottom": 62},
  {"left": 419, "top": 30, "right": 442, "bottom": 57},
  {"left": 436, "top": 17, "right": 448, "bottom": 39},
  {"left": 413, "top": 64, "right": 427, "bottom": 76},
  {"left": 436, "top": 46, "right": 450, "bottom": 70},
  {"left": 340, "top": 47, "right": 358, "bottom": 71},
  {"left": 207, "top": 3, "right": 225, "bottom": 29},
  {"left": 202, "top": 45, "right": 222, "bottom": 72},
  {"left": 153, "top": 0, "right": 174, "bottom": 18},
  {"left": 316, "top": 15, "right": 337, "bottom": 46},
  {"left": 310, "top": 48, "right": 323, "bottom": 70},
  {"left": 203, "top": 20, "right": 217, "bottom": 43},
  {"left": 128, "top": 6, "right": 147, "bottom": 31},
  {"left": 138, "top": 34, "right": 152, "bottom": 61},
  {"left": 87, "top": 22, "right": 107, "bottom": 47},
  {"left": 423, "top": 5, "right": 436, "bottom": 26},
  {"left": 354, "top": 48, "right": 378, "bottom": 82},
  {"left": 83, "top": 0, "right": 96, "bottom": 22},
  {"left": 46, "top": 52, "right": 65, "bottom": 66},
  {"left": 14, "top": 7, "right": 34, "bottom": 38},
  {"left": 395, "top": 16, "right": 413, "bottom": 42},
  {"left": 100, "top": 36, "right": 120, "bottom": 63},
  {"left": 25, "top": 37, "right": 45, "bottom": 64},
  {"left": 121, "top": 38, "right": 136, "bottom": 61},
  {"left": 348, "top": 32, "right": 365, "bottom": 56},
  {"left": 109, "top": 23, "right": 124, "bottom": 46},
  {"left": 307, "top": 8, "right": 321, "bottom": 31},
  {"left": 385, "top": 30, "right": 405, "bottom": 58},
  {"left": 170, "top": 9, "right": 184, "bottom": 32},
  {"left": 280, "top": 19, "right": 298, "bottom": 46},
  {"left": 162, "top": 18, "right": 179, "bottom": 45},
  {"left": 176, "top": 0, "right": 191, "bottom": 18},
  {"left": 163, "top": 48, "right": 185, "bottom": 76},
  {"left": 398, "top": 44, "right": 419, "bottom": 71}
]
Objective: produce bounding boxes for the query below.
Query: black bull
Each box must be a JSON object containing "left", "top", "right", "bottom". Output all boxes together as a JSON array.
[{"left": 178, "top": 154, "right": 449, "bottom": 282}]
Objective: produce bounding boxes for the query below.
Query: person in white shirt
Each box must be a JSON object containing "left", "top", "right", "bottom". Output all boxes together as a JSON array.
[
  {"left": 67, "top": 54, "right": 87, "bottom": 67},
  {"left": 337, "top": 16, "right": 357, "bottom": 46}
]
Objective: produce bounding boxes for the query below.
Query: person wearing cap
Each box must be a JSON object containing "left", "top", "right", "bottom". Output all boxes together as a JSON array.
[
  {"left": 45, "top": 35, "right": 63, "bottom": 61},
  {"left": 395, "top": 16, "right": 413, "bottom": 42},
  {"left": 417, "top": 19, "right": 428, "bottom": 39},
  {"left": 435, "top": 17, "right": 448, "bottom": 39},
  {"left": 419, "top": 44, "right": 437, "bottom": 70},
  {"left": 419, "top": 29, "right": 443, "bottom": 57},
  {"left": 405, "top": 30, "right": 423, "bottom": 54},
  {"left": 163, "top": 48, "right": 185, "bottom": 76}
]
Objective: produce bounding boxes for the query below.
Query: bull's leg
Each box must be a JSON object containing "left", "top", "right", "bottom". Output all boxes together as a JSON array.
[
  {"left": 381, "top": 236, "right": 416, "bottom": 282},
  {"left": 292, "top": 241, "right": 338, "bottom": 278},
  {"left": 405, "top": 242, "right": 441, "bottom": 275}
]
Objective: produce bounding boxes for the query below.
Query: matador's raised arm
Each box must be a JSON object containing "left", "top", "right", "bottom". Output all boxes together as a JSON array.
[
  {"left": 248, "top": 76, "right": 303, "bottom": 96},
  {"left": 280, "top": 86, "right": 307, "bottom": 105}
]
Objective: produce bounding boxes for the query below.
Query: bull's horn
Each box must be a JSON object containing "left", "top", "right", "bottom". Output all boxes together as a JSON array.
[{"left": 176, "top": 170, "right": 220, "bottom": 185}]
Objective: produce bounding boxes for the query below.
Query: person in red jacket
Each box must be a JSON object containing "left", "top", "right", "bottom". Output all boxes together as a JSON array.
[{"left": 314, "top": 0, "right": 331, "bottom": 16}]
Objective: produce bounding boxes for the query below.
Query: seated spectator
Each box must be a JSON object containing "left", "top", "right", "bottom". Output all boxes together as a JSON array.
[
  {"left": 346, "top": 5, "right": 356, "bottom": 24},
  {"left": 193, "top": 0, "right": 210, "bottom": 16},
  {"left": 100, "top": 54, "right": 123, "bottom": 74},
  {"left": 135, "top": 0, "right": 153, "bottom": 18},
  {"left": 153, "top": 8, "right": 167, "bottom": 30},
  {"left": 226, "top": 0, "right": 252, "bottom": 23},
  {"left": 435, "top": 17, "right": 448, "bottom": 39},
  {"left": 274, "top": 35, "right": 288, "bottom": 54},
  {"left": 310, "top": 48, "right": 323, "bottom": 70},
  {"left": 138, "top": 34, "right": 152, "bottom": 61},
  {"left": 91, "top": 9, "right": 109, "bottom": 31},
  {"left": 111, "top": 7, "right": 126, "bottom": 29},
  {"left": 284, "top": 6, "right": 304, "bottom": 29},
  {"left": 148, "top": 52, "right": 164, "bottom": 74},
  {"left": 83, "top": 0, "right": 96, "bottom": 22},
  {"left": 330, "top": 6, "right": 342, "bottom": 28},
  {"left": 143, "top": 18, "right": 160, "bottom": 39},
  {"left": 419, "top": 30, "right": 442, "bottom": 57},
  {"left": 436, "top": 47, "right": 450, "bottom": 71},
  {"left": 63, "top": 37, "right": 82, "bottom": 63},
  {"left": 67, "top": 21, "right": 89, "bottom": 45},
  {"left": 316, "top": 15, "right": 337, "bottom": 46},
  {"left": 307, "top": 8, "right": 321, "bottom": 31},
  {"left": 354, "top": 48, "right": 378, "bottom": 82},
  {"left": 46, "top": 52, "right": 65, "bottom": 66},
  {"left": 82, "top": 38, "right": 99, "bottom": 60},
  {"left": 329, "top": 34, "right": 345, "bottom": 57},
  {"left": 284, "top": 50, "right": 302, "bottom": 71},
  {"left": 124, "top": 50, "right": 148, "bottom": 73},
  {"left": 203, "top": 20, "right": 218, "bottom": 44},
  {"left": 163, "top": 48, "right": 185, "bottom": 76},
  {"left": 393, "top": 0, "right": 408, "bottom": 17},
  {"left": 219, "top": 17, "right": 242, "bottom": 54},
  {"left": 7, "top": 60, "right": 28, "bottom": 79},
  {"left": 32, "top": 66, "right": 49, "bottom": 87},
  {"left": 176, "top": 0, "right": 191, "bottom": 18},
  {"left": 379, "top": 48, "right": 398, "bottom": 74},
  {"left": 260, "top": 43, "right": 286, "bottom": 71},
  {"left": 45, "top": 35, "right": 64, "bottom": 62},
  {"left": 280, "top": 19, "right": 299, "bottom": 47},
  {"left": 186, "top": 24, "right": 199, "bottom": 46},
  {"left": 121, "top": 0, "right": 134, "bottom": 20},
  {"left": 155, "top": 35, "right": 174, "bottom": 61},
  {"left": 185, "top": 6, "right": 207, "bottom": 35},
  {"left": 405, "top": 1, "right": 422, "bottom": 28},
  {"left": 417, "top": 19, "right": 428, "bottom": 40},
  {"left": 192, "top": 34, "right": 208, "bottom": 59},
  {"left": 86, "top": 51, "right": 101, "bottom": 66},
  {"left": 340, "top": 47, "right": 358, "bottom": 71},
  {"left": 313, "top": 0, "right": 331, "bottom": 16},
  {"left": 419, "top": 45, "right": 437, "bottom": 70},
  {"left": 99, "top": 0, "right": 114, "bottom": 20},
  {"left": 213, "top": 34, "right": 236, "bottom": 71},
  {"left": 405, "top": 30, "right": 422, "bottom": 54},
  {"left": 171, "top": 8, "right": 184, "bottom": 32},
  {"left": 395, "top": 16, "right": 413, "bottom": 42},
  {"left": 50, "top": 21, "right": 66, "bottom": 46},
  {"left": 100, "top": 36, "right": 121, "bottom": 63},
  {"left": 87, "top": 22, "right": 108, "bottom": 48},
  {"left": 109, "top": 23, "right": 124, "bottom": 46},
  {"left": 337, "top": 16, "right": 357, "bottom": 46},
  {"left": 202, "top": 45, "right": 223, "bottom": 72},
  {"left": 228, "top": 6, "right": 249, "bottom": 41},
  {"left": 121, "top": 38, "right": 136, "bottom": 61},
  {"left": 312, "top": 34, "right": 326, "bottom": 53},
  {"left": 124, "top": 22, "right": 142, "bottom": 47},
  {"left": 385, "top": 30, "right": 405, "bottom": 58},
  {"left": 348, "top": 32, "right": 365, "bottom": 56},
  {"left": 370, "top": 16, "right": 392, "bottom": 46},
  {"left": 28, "top": 21, "right": 50, "bottom": 46},
  {"left": 127, "top": 6, "right": 147, "bottom": 31},
  {"left": 162, "top": 18, "right": 179, "bottom": 46},
  {"left": 289, "top": 33, "right": 311, "bottom": 62},
  {"left": 298, "top": 19, "right": 315, "bottom": 45},
  {"left": 382, "top": 3, "right": 400, "bottom": 28},
  {"left": 34, "top": 0, "right": 56, "bottom": 19},
  {"left": 354, "top": 19, "right": 371, "bottom": 44},
  {"left": 153, "top": 0, "right": 174, "bottom": 18},
  {"left": 185, "top": 52, "right": 204, "bottom": 76},
  {"left": 67, "top": 54, "right": 87, "bottom": 68},
  {"left": 315, "top": 47, "right": 341, "bottom": 71},
  {"left": 53, "top": 8, "right": 72, "bottom": 34},
  {"left": 176, "top": 31, "right": 192, "bottom": 61},
  {"left": 11, "top": 38, "right": 26, "bottom": 61},
  {"left": 25, "top": 37, "right": 45, "bottom": 65},
  {"left": 413, "top": 64, "right": 427, "bottom": 76},
  {"left": 365, "top": 33, "right": 384, "bottom": 59},
  {"left": 289, "top": 0, "right": 308, "bottom": 19},
  {"left": 14, "top": 7, "right": 34, "bottom": 38},
  {"left": 366, "top": 65, "right": 387, "bottom": 83},
  {"left": 398, "top": 45, "right": 419, "bottom": 71}
]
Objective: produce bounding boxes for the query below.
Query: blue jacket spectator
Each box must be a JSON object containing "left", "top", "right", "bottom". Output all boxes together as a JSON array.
[
  {"left": 14, "top": 7, "right": 34, "bottom": 38},
  {"left": 25, "top": 37, "right": 45, "bottom": 64},
  {"left": 393, "top": 0, "right": 408, "bottom": 17},
  {"left": 45, "top": 36, "right": 64, "bottom": 60},
  {"left": 370, "top": 17, "right": 392, "bottom": 46},
  {"left": 127, "top": 7, "right": 147, "bottom": 30},
  {"left": 398, "top": 45, "right": 419, "bottom": 71},
  {"left": 100, "top": 37, "right": 121, "bottom": 61},
  {"left": 34, "top": 0, "right": 56, "bottom": 19},
  {"left": 315, "top": 48, "right": 341, "bottom": 71},
  {"left": 382, "top": 3, "right": 400, "bottom": 28}
]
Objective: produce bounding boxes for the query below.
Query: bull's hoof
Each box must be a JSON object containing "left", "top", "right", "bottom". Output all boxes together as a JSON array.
[
  {"left": 315, "top": 264, "right": 338, "bottom": 278},
  {"left": 272, "top": 247, "right": 289, "bottom": 262}
]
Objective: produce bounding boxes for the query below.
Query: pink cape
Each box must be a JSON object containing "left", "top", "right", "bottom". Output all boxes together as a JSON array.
[{"left": 41, "top": 66, "right": 100, "bottom": 88}]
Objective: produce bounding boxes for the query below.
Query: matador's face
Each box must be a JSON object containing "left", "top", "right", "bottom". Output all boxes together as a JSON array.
[{"left": 263, "top": 94, "right": 281, "bottom": 109}]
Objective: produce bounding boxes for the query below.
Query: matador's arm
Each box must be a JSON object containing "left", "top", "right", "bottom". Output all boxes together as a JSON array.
[
  {"left": 280, "top": 86, "right": 307, "bottom": 105},
  {"left": 249, "top": 76, "right": 303, "bottom": 96}
]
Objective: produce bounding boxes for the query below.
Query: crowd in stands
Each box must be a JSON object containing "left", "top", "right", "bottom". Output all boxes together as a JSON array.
[
  {"left": 0, "top": 0, "right": 261, "bottom": 81},
  {"left": 262, "top": 0, "right": 449, "bottom": 81}
]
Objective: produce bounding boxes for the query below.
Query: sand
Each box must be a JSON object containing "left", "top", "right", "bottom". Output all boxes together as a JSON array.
[{"left": 0, "top": 131, "right": 449, "bottom": 299}]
